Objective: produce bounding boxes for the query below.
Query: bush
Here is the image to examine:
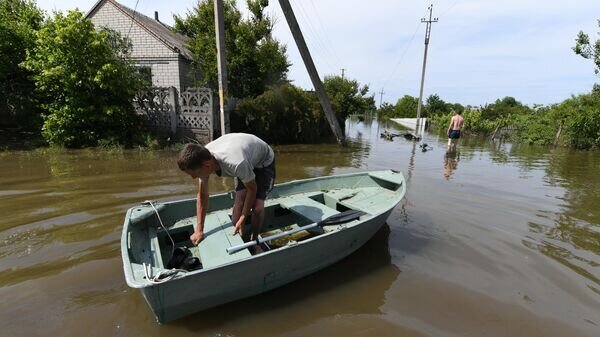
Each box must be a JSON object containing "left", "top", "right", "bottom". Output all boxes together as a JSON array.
[
  {"left": 23, "top": 10, "right": 144, "bottom": 147},
  {"left": 0, "top": 0, "right": 44, "bottom": 129},
  {"left": 555, "top": 91, "right": 600, "bottom": 148},
  {"left": 231, "top": 84, "right": 328, "bottom": 143}
]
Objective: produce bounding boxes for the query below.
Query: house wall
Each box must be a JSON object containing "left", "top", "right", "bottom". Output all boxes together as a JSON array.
[
  {"left": 178, "top": 58, "right": 196, "bottom": 90},
  {"left": 89, "top": 1, "right": 184, "bottom": 91}
]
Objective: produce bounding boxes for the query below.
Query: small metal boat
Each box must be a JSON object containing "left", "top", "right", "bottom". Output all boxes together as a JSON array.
[{"left": 121, "top": 170, "right": 406, "bottom": 323}]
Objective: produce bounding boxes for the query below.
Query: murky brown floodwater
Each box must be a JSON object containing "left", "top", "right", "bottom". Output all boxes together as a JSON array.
[{"left": 0, "top": 118, "right": 598, "bottom": 337}]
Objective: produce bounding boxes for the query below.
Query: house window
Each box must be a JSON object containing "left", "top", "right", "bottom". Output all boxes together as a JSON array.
[{"left": 136, "top": 66, "right": 152, "bottom": 87}]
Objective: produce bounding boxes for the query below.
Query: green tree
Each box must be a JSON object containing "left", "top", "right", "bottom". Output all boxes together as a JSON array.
[
  {"left": 552, "top": 91, "right": 600, "bottom": 148},
  {"left": 323, "top": 75, "right": 375, "bottom": 126},
  {"left": 481, "top": 96, "right": 530, "bottom": 121},
  {"left": 174, "top": 0, "right": 289, "bottom": 98},
  {"left": 425, "top": 94, "right": 449, "bottom": 116},
  {"left": 0, "top": 0, "right": 44, "bottom": 129},
  {"left": 393, "top": 95, "right": 419, "bottom": 118},
  {"left": 23, "top": 10, "right": 144, "bottom": 147},
  {"left": 231, "top": 83, "right": 324, "bottom": 143},
  {"left": 573, "top": 20, "right": 600, "bottom": 75},
  {"left": 376, "top": 102, "right": 395, "bottom": 119}
]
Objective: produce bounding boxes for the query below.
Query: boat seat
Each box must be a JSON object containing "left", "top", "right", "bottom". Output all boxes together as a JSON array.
[
  {"left": 327, "top": 187, "right": 395, "bottom": 214},
  {"left": 195, "top": 211, "right": 252, "bottom": 268},
  {"left": 279, "top": 195, "right": 339, "bottom": 223}
]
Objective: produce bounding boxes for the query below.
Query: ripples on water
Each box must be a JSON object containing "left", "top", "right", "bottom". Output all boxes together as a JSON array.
[{"left": 0, "top": 119, "right": 598, "bottom": 337}]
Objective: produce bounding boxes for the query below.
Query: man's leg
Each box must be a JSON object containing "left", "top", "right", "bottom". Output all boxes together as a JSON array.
[
  {"left": 250, "top": 199, "right": 265, "bottom": 242},
  {"left": 232, "top": 189, "right": 246, "bottom": 234}
]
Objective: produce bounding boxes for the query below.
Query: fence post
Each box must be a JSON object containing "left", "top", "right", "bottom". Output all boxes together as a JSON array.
[{"left": 168, "top": 87, "right": 179, "bottom": 138}]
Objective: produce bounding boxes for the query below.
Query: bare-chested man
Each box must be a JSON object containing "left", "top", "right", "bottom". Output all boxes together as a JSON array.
[{"left": 447, "top": 111, "right": 465, "bottom": 151}]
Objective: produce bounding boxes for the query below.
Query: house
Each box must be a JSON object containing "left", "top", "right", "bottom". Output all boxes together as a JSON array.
[{"left": 86, "top": 0, "right": 198, "bottom": 93}]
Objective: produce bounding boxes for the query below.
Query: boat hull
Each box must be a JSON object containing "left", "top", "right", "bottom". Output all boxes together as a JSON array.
[{"left": 141, "top": 209, "right": 391, "bottom": 323}]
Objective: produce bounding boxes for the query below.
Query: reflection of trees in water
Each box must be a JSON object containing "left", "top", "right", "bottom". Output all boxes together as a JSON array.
[
  {"left": 275, "top": 138, "right": 370, "bottom": 181},
  {"left": 439, "top": 138, "right": 599, "bottom": 289},
  {"left": 525, "top": 148, "right": 600, "bottom": 289},
  {"left": 0, "top": 149, "right": 190, "bottom": 262}
]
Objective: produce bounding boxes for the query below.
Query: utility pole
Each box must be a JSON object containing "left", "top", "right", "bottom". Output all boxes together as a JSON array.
[
  {"left": 378, "top": 88, "right": 385, "bottom": 108},
  {"left": 341, "top": 68, "right": 346, "bottom": 80},
  {"left": 416, "top": 4, "right": 438, "bottom": 136},
  {"left": 214, "top": 0, "right": 229, "bottom": 136},
  {"left": 278, "top": 0, "right": 345, "bottom": 144}
]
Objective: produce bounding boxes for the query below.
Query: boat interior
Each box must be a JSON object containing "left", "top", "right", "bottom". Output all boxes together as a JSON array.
[{"left": 125, "top": 172, "right": 404, "bottom": 279}]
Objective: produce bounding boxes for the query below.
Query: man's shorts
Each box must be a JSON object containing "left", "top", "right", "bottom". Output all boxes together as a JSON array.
[
  {"left": 448, "top": 130, "right": 461, "bottom": 139},
  {"left": 235, "top": 159, "right": 276, "bottom": 200}
]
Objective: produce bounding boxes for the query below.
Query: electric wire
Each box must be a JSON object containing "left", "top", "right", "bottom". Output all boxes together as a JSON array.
[
  {"left": 290, "top": 0, "right": 337, "bottom": 75},
  {"left": 126, "top": 0, "right": 141, "bottom": 40}
]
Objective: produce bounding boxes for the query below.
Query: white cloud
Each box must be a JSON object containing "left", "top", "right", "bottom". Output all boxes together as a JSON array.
[{"left": 36, "top": 0, "right": 600, "bottom": 105}]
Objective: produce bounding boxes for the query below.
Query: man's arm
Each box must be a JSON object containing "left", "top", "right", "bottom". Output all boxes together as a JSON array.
[
  {"left": 447, "top": 117, "right": 454, "bottom": 133},
  {"left": 191, "top": 176, "right": 209, "bottom": 245},
  {"left": 233, "top": 179, "right": 257, "bottom": 235}
]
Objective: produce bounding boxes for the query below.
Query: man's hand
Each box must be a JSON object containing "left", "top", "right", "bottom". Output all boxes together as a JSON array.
[
  {"left": 190, "top": 230, "right": 205, "bottom": 246},
  {"left": 233, "top": 214, "right": 246, "bottom": 235}
]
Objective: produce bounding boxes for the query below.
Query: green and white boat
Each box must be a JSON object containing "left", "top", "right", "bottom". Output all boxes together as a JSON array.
[{"left": 121, "top": 170, "right": 406, "bottom": 323}]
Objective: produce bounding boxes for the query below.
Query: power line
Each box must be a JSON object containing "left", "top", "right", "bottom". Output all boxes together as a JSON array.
[
  {"left": 308, "top": 0, "right": 343, "bottom": 66},
  {"left": 291, "top": 0, "right": 338, "bottom": 75},
  {"left": 375, "top": 7, "right": 428, "bottom": 93},
  {"left": 126, "top": 0, "right": 141, "bottom": 40}
]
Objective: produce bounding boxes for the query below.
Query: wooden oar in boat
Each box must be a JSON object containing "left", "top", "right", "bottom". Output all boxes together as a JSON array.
[{"left": 226, "top": 209, "right": 366, "bottom": 255}]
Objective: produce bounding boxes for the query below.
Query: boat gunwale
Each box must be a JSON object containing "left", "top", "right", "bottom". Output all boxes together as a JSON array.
[{"left": 121, "top": 170, "right": 406, "bottom": 288}]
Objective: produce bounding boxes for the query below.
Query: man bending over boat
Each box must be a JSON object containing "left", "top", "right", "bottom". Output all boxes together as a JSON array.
[{"left": 177, "top": 133, "right": 276, "bottom": 250}]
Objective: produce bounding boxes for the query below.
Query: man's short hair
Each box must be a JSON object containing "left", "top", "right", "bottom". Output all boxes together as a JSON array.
[{"left": 177, "top": 143, "right": 212, "bottom": 171}]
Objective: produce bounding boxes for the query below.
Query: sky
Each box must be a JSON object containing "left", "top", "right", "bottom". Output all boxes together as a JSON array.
[{"left": 36, "top": 0, "right": 600, "bottom": 106}]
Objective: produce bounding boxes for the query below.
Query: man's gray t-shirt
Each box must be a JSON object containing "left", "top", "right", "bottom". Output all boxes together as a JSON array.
[{"left": 205, "top": 133, "right": 274, "bottom": 184}]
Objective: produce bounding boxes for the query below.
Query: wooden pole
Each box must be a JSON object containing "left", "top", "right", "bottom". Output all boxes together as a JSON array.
[
  {"left": 278, "top": 0, "right": 345, "bottom": 144},
  {"left": 553, "top": 120, "right": 564, "bottom": 146},
  {"left": 214, "top": 0, "right": 229, "bottom": 135}
]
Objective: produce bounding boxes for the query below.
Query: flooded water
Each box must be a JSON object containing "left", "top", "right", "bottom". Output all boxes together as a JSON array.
[{"left": 0, "top": 118, "right": 598, "bottom": 337}]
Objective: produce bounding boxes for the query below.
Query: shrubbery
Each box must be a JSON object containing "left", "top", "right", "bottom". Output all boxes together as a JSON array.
[
  {"left": 231, "top": 84, "right": 326, "bottom": 143},
  {"left": 23, "top": 11, "right": 144, "bottom": 147}
]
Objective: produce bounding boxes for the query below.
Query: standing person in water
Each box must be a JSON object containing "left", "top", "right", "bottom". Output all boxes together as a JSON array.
[
  {"left": 177, "top": 133, "right": 276, "bottom": 252},
  {"left": 447, "top": 110, "right": 465, "bottom": 151}
]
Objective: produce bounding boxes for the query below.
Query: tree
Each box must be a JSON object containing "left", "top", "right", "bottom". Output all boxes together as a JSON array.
[
  {"left": 323, "top": 75, "right": 375, "bottom": 125},
  {"left": 376, "top": 102, "right": 395, "bottom": 119},
  {"left": 394, "top": 95, "right": 419, "bottom": 118},
  {"left": 573, "top": 20, "right": 600, "bottom": 75},
  {"left": 481, "top": 96, "right": 530, "bottom": 121},
  {"left": 23, "top": 10, "right": 144, "bottom": 147},
  {"left": 174, "top": 0, "right": 289, "bottom": 98},
  {"left": 425, "top": 94, "right": 449, "bottom": 116},
  {"left": 0, "top": 0, "right": 44, "bottom": 129},
  {"left": 231, "top": 83, "right": 324, "bottom": 143}
]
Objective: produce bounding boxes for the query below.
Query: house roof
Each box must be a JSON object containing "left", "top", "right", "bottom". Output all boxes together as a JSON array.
[{"left": 86, "top": 0, "right": 194, "bottom": 60}]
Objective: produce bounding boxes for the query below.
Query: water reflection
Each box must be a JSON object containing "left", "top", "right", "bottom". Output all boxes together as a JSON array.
[{"left": 443, "top": 151, "right": 460, "bottom": 180}]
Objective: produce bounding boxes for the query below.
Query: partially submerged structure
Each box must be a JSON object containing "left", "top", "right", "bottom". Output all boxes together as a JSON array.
[{"left": 86, "top": 0, "right": 197, "bottom": 93}]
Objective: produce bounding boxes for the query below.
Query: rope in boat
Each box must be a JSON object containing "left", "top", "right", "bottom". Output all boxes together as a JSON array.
[
  {"left": 143, "top": 262, "right": 186, "bottom": 284},
  {"left": 141, "top": 200, "right": 186, "bottom": 283}
]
